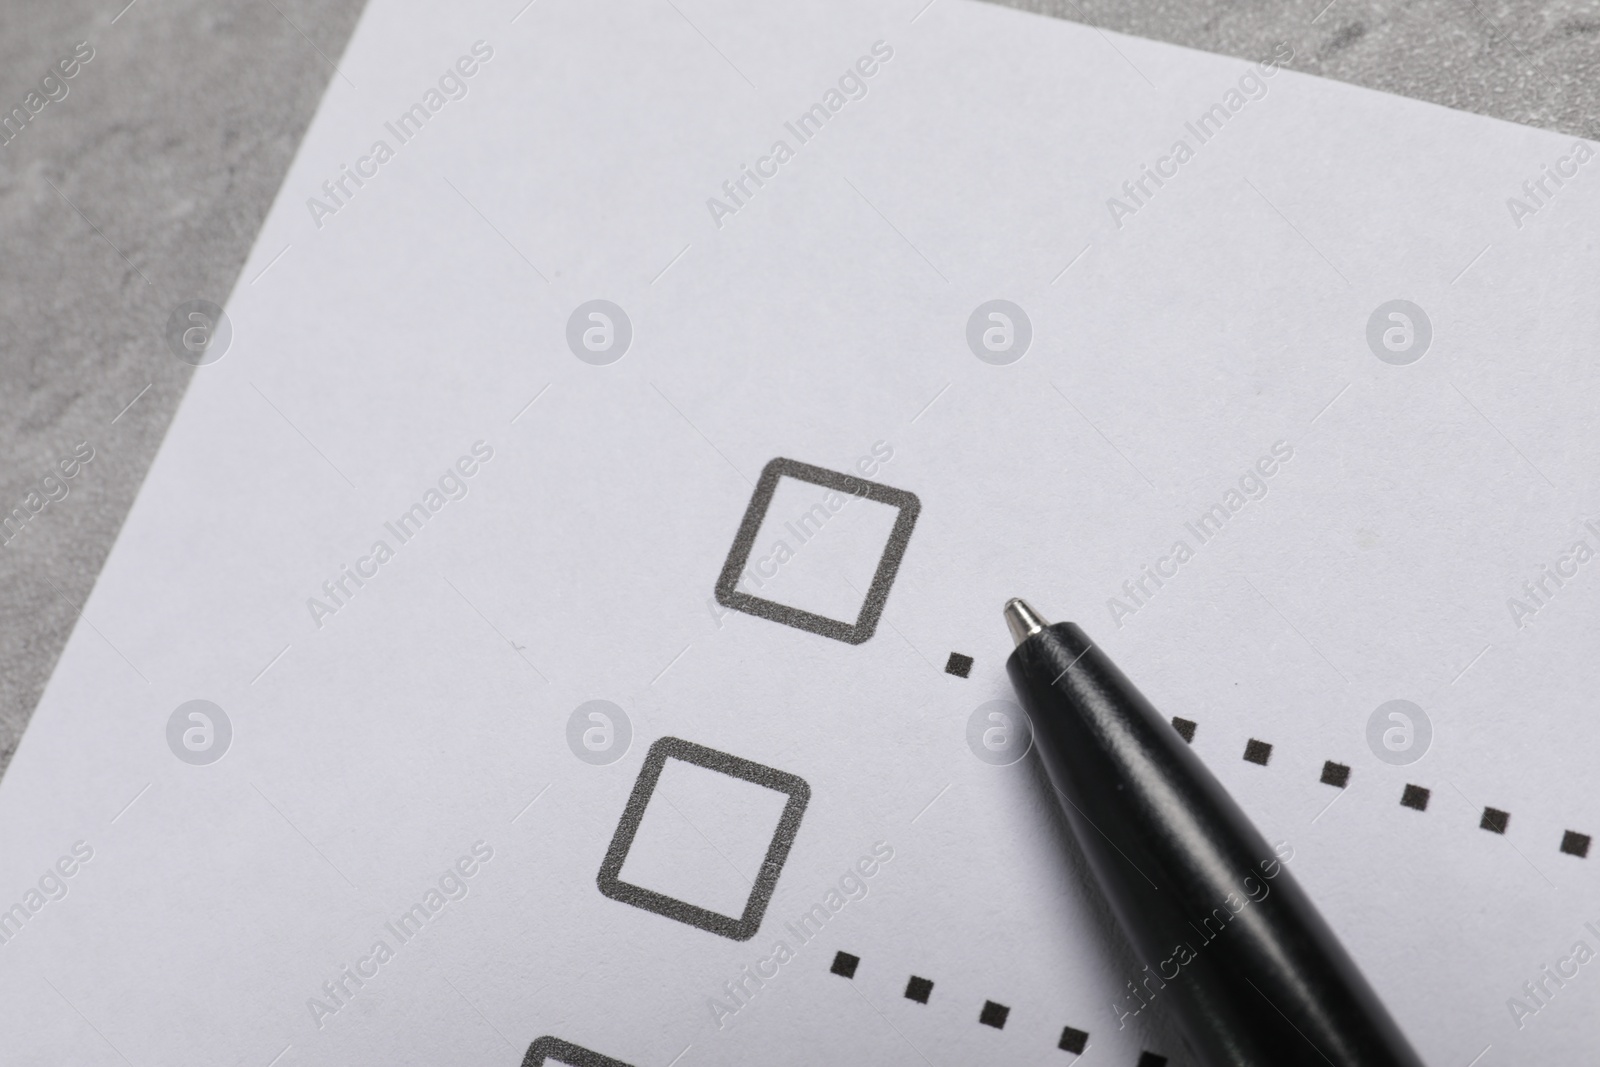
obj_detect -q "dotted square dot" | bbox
[1243,738,1272,765]
[1058,1026,1089,1054]
[1400,784,1430,811]
[978,1000,1010,1029]
[830,951,859,979]
[1320,761,1350,788]
[1561,830,1591,858]
[1480,807,1510,834]
[1137,1054,1168,1067]
[904,975,934,1004]
[944,652,973,678]
[1171,717,1196,743]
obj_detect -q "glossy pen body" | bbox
[1003,602,1423,1067]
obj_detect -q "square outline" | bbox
[714,457,921,645]
[522,1036,635,1067]
[597,736,810,942]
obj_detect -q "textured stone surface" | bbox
[995,0,1600,139]
[0,0,365,776]
[2,0,1596,776]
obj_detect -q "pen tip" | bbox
[1003,598,1048,646]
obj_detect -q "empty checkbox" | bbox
[597,737,810,941]
[521,1035,636,1067]
[714,458,920,644]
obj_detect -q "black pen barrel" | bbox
[1007,621,1424,1067]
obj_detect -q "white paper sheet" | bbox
[4,1,1600,1063]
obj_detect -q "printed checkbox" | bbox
[597,737,810,941]
[521,1036,636,1067]
[714,457,920,644]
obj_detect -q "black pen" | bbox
[1002,599,1425,1067]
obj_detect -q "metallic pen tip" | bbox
[1004,598,1048,646]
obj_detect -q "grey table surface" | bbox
[2,0,1597,779]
